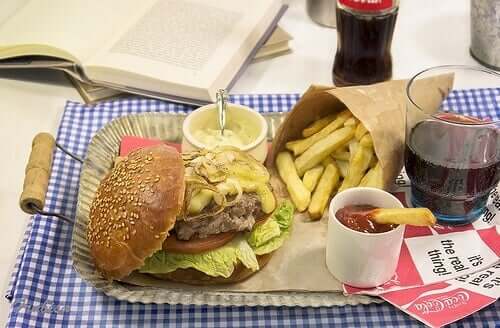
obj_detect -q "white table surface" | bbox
[0,0,477,325]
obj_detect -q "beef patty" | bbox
[176,193,263,240]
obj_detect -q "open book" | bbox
[68,26,293,104]
[0,0,286,104]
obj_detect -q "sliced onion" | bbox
[221,178,243,206]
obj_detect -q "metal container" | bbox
[306,0,337,28]
[470,0,500,70]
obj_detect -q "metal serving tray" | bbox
[71,112,380,307]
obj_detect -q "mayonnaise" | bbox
[193,122,253,149]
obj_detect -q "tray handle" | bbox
[19,133,55,215]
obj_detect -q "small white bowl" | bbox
[182,103,268,163]
[326,187,405,288]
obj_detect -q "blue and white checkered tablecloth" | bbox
[6,90,500,327]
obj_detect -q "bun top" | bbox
[88,144,185,279]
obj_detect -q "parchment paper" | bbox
[123,76,454,294]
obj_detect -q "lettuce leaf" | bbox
[247,219,281,248]
[247,201,294,255]
[251,233,289,255]
[139,236,259,278]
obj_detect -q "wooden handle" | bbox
[19,133,55,214]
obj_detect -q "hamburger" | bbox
[87,144,293,284]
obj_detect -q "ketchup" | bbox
[336,205,397,233]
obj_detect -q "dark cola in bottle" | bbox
[333,0,399,86]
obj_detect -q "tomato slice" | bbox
[162,231,237,254]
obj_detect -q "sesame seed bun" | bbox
[87,144,185,280]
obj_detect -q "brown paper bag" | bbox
[269,75,454,191]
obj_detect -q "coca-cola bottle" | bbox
[333,0,399,86]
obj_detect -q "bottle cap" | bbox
[339,0,395,12]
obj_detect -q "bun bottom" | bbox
[150,253,273,285]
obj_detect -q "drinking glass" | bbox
[405,65,500,225]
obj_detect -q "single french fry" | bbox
[285,110,352,156]
[336,160,349,178]
[337,145,349,153]
[359,162,382,188]
[348,139,358,162]
[338,145,374,192]
[371,208,436,226]
[355,123,368,140]
[359,168,374,187]
[361,147,374,172]
[276,151,311,212]
[322,155,335,167]
[302,114,336,137]
[343,117,358,127]
[360,134,373,148]
[369,155,378,168]
[295,126,355,176]
[302,165,324,192]
[308,163,340,220]
[331,150,350,161]
[363,162,383,188]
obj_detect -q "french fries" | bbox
[331,149,350,161]
[360,134,373,148]
[295,126,355,176]
[302,165,324,192]
[308,163,340,220]
[302,114,336,137]
[355,123,368,140]
[336,160,349,178]
[359,162,383,188]
[275,110,384,217]
[321,155,335,167]
[286,110,352,156]
[276,151,311,212]
[343,117,358,126]
[338,143,374,192]
[371,208,436,226]
[348,140,358,162]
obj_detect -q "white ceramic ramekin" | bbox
[326,187,405,288]
[182,103,268,163]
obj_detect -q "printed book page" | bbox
[85,0,281,100]
[0,0,156,63]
